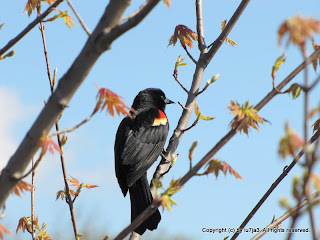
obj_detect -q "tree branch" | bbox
[0,0,161,209]
[230,129,320,240]
[204,0,251,67]
[173,73,189,93]
[66,0,91,35]
[0,0,64,57]
[250,191,320,240]
[195,0,206,52]
[183,46,197,64]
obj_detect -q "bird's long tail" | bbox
[129,174,161,235]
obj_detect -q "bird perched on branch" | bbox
[114,88,173,235]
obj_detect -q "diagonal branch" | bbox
[0,0,64,57]
[66,0,91,35]
[0,0,161,210]
[250,191,320,240]
[230,129,320,240]
[204,0,251,67]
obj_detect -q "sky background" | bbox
[1,0,320,239]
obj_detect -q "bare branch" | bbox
[204,0,251,66]
[173,73,189,94]
[31,158,35,240]
[121,0,149,22]
[308,74,320,91]
[177,101,187,110]
[37,6,80,238]
[195,0,206,52]
[230,129,320,240]
[251,192,320,240]
[48,111,95,138]
[183,46,197,64]
[196,83,209,96]
[0,0,64,57]
[0,0,161,210]
[66,0,91,36]
[18,153,44,181]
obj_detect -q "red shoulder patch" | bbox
[152,110,168,126]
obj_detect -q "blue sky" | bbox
[1,0,320,239]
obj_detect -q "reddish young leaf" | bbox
[12,180,32,197]
[56,190,66,201]
[278,15,320,47]
[168,25,198,49]
[24,0,55,16]
[228,100,266,135]
[67,175,80,188]
[16,217,32,233]
[82,183,99,189]
[163,0,171,8]
[221,20,238,47]
[278,122,304,159]
[38,132,61,155]
[222,161,242,179]
[0,224,12,239]
[95,85,134,118]
[203,159,242,179]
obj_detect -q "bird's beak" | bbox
[165,98,175,104]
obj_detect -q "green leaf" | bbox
[188,141,198,161]
[284,83,302,99]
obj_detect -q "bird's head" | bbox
[131,88,174,113]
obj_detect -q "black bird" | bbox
[114,88,173,235]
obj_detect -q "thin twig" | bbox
[205,0,251,66]
[196,83,209,96]
[251,192,320,240]
[183,46,197,64]
[121,0,149,22]
[31,157,36,240]
[37,7,79,239]
[48,111,95,138]
[66,0,91,35]
[18,153,44,181]
[0,0,64,57]
[177,101,187,110]
[173,73,189,93]
[195,0,206,52]
[183,118,199,132]
[308,73,320,91]
[230,129,320,240]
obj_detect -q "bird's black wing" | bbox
[114,116,132,196]
[121,108,169,187]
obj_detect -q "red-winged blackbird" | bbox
[114,88,173,235]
